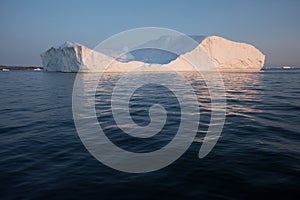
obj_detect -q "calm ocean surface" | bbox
[0,70,299,199]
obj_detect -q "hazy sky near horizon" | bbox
[0,0,299,67]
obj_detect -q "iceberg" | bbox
[41,36,265,72]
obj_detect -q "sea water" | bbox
[0,70,299,199]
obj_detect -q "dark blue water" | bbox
[0,70,299,199]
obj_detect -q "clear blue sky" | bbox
[0,0,299,67]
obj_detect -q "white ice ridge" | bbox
[41,36,265,72]
[52,41,82,49]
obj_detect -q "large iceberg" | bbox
[41,36,265,72]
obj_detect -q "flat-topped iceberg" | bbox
[41,36,265,72]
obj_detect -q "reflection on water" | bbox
[0,71,299,199]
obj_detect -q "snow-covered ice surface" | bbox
[52,41,82,49]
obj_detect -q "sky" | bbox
[0,0,299,67]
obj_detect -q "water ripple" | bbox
[0,71,299,199]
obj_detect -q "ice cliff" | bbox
[200,36,265,71]
[41,36,265,72]
[40,42,113,72]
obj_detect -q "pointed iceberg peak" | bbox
[53,41,83,49]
